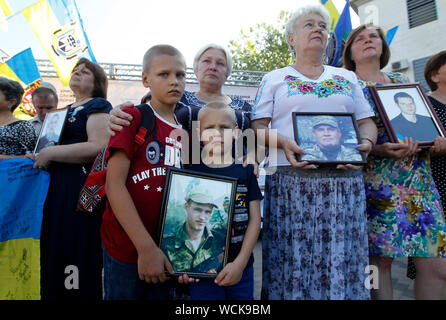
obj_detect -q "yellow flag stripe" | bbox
[0,63,25,87]
[0,238,41,300]
[0,0,13,17]
[22,0,73,86]
[323,0,340,32]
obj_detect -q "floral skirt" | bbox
[261,167,370,300]
[364,155,446,258]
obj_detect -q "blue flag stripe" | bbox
[0,158,50,242]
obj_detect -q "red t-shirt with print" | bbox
[100,104,183,263]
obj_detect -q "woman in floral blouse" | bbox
[0,77,37,159]
[343,24,446,300]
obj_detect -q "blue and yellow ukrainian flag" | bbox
[331,0,352,67]
[0,48,42,120]
[321,0,352,67]
[320,0,340,32]
[0,158,50,300]
[22,0,96,86]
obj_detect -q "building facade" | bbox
[350,0,445,92]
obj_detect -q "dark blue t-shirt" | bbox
[390,113,439,142]
[187,163,262,268]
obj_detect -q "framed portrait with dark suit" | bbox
[369,83,446,148]
[158,167,237,278]
[33,107,70,155]
[292,112,367,167]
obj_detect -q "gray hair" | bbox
[285,4,331,56]
[193,43,233,78]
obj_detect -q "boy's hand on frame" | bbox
[214,261,244,287]
[137,246,172,284]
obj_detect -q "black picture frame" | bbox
[369,83,446,147]
[158,167,237,278]
[33,107,70,155]
[292,112,367,166]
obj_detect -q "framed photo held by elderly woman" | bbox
[369,83,446,147]
[33,106,70,155]
[292,112,367,166]
[158,167,237,278]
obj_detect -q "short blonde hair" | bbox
[197,101,236,126]
[285,4,330,56]
[193,44,233,78]
[142,44,185,73]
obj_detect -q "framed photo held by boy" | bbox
[158,167,237,278]
[33,107,70,155]
[369,83,446,147]
[292,112,367,166]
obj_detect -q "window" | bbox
[413,56,431,92]
[407,0,438,28]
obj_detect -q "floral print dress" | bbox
[361,73,446,258]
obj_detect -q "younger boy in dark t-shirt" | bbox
[187,101,262,300]
[100,45,186,300]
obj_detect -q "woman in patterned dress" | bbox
[343,24,446,300]
[251,4,377,300]
[0,77,37,159]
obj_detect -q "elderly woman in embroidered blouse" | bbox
[251,4,377,300]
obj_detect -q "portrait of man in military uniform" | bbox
[300,115,363,162]
[34,108,68,155]
[160,182,227,276]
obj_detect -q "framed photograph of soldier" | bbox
[33,106,70,155]
[158,167,237,278]
[369,83,446,147]
[292,112,367,166]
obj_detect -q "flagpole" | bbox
[0,47,10,62]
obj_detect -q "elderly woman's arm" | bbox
[33,113,110,168]
[357,117,377,156]
[336,117,377,171]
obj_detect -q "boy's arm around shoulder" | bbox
[105,149,174,283]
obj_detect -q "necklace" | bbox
[293,64,324,80]
[431,91,446,104]
[196,91,230,104]
[357,71,389,84]
[68,98,91,122]
[71,97,92,108]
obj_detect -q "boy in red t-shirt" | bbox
[100,45,186,300]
